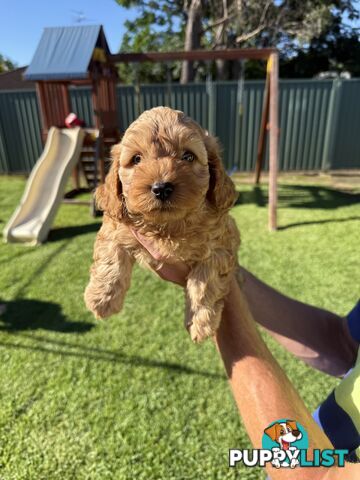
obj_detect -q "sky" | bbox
[0,0,139,66]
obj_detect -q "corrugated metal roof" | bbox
[24,25,107,81]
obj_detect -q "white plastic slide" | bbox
[3,127,85,245]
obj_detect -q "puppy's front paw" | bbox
[84,284,122,319]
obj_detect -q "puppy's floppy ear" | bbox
[95,143,125,219]
[264,423,279,441]
[204,134,238,211]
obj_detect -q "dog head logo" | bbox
[264,420,302,450]
[262,419,308,469]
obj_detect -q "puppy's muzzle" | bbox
[151,182,174,201]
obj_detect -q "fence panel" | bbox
[115,83,210,132]
[215,82,238,170]
[116,86,136,131]
[239,81,265,171]
[0,114,9,172]
[69,87,94,128]
[279,80,334,171]
[1,79,360,174]
[331,80,360,169]
[0,89,42,173]
[171,83,209,129]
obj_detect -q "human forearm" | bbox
[215,277,333,479]
[240,268,358,377]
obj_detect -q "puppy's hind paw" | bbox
[189,323,215,343]
[187,309,218,343]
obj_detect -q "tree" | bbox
[114,0,360,82]
[205,0,360,79]
[281,13,360,78]
[180,0,203,83]
[115,1,185,83]
[0,54,16,74]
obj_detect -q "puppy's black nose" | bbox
[151,182,174,201]
[292,430,301,438]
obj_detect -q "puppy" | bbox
[84,107,240,342]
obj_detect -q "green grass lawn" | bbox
[0,175,359,480]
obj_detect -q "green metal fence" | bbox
[1,79,360,174]
[0,89,42,173]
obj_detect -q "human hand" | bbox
[130,229,190,287]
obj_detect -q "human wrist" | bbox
[215,277,269,363]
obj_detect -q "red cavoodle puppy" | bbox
[84,106,240,342]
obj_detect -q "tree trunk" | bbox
[180,0,203,84]
[214,1,229,80]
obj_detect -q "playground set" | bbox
[3,24,279,245]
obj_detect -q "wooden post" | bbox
[98,132,105,184]
[36,82,49,143]
[92,79,99,129]
[268,52,279,231]
[255,67,270,184]
[60,83,71,119]
[72,164,80,190]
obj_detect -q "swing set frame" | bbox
[111,48,279,231]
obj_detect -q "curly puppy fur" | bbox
[84,106,240,342]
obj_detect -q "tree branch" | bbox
[202,12,237,33]
[236,23,266,43]
[235,0,272,44]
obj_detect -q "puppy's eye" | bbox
[280,429,285,435]
[132,154,141,165]
[182,151,195,162]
